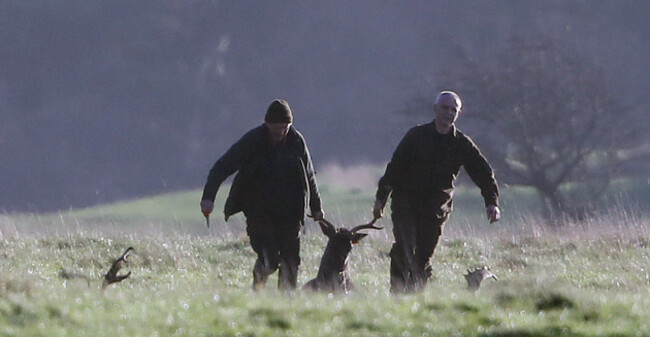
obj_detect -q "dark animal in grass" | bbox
[464,266,497,292]
[304,218,382,294]
[101,247,134,292]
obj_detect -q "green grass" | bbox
[1,182,541,237]
[1,177,649,336]
[1,230,648,336]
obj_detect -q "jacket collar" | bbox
[429,120,457,137]
[260,123,297,144]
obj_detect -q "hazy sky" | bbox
[1,1,648,212]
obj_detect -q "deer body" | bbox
[304,237,355,293]
[304,218,382,294]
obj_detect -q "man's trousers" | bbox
[246,216,301,290]
[389,192,448,294]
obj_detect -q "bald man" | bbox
[373,91,501,294]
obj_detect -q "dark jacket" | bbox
[376,121,498,215]
[202,124,322,221]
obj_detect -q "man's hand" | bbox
[200,200,214,218]
[486,205,501,223]
[372,199,384,219]
[311,210,324,222]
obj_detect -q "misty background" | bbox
[1,1,649,213]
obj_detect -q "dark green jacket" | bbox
[376,121,498,215]
[202,124,322,221]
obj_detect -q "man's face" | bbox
[433,95,461,128]
[265,122,291,143]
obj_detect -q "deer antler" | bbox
[101,247,135,292]
[317,218,336,231]
[464,266,497,292]
[351,218,383,233]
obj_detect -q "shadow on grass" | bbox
[536,292,575,311]
[479,326,582,337]
[249,308,291,330]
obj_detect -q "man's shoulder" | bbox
[453,127,468,139]
[240,124,266,140]
[287,126,307,144]
[229,125,266,151]
[452,128,480,148]
[246,124,267,135]
[405,122,434,137]
[412,122,434,131]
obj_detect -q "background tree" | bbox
[403,36,648,221]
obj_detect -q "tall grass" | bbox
[1,168,649,336]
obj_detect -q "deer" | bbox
[101,246,135,293]
[463,266,497,292]
[304,218,383,294]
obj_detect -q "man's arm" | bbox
[200,134,249,215]
[461,136,500,221]
[374,128,418,217]
[300,135,324,220]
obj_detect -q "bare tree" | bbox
[404,36,647,221]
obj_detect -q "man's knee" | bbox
[389,242,406,263]
[255,252,280,273]
[278,257,299,290]
[389,246,411,283]
[279,255,300,271]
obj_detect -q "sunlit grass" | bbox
[1,175,649,336]
[1,225,648,336]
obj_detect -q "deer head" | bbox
[316,218,383,259]
[304,218,383,293]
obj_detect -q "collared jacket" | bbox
[376,121,498,216]
[202,124,323,222]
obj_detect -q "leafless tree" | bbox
[404,36,648,221]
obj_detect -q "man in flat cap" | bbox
[373,91,501,294]
[201,99,324,291]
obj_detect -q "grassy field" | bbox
[1,173,649,336]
